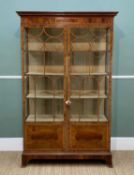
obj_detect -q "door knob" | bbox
[65,100,72,106]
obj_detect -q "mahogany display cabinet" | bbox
[17,11,118,167]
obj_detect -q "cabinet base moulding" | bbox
[22,151,112,167]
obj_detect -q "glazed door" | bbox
[67,27,111,150]
[25,27,65,122]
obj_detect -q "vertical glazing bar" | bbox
[43,76,46,120]
[88,50,91,75]
[52,78,55,121]
[78,77,81,121]
[26,29,29,74]
[34,76,37,122]
[105,76,108,120]
[71,51,74,74]
[43,50,46,75]
[88,56,90,75]
[82,77,85,121]
[97,77,100,122]
[105,28,109,74]
[25,77,29,120]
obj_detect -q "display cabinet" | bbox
[17,11,118,167]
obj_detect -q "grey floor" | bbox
[0,151,134,175]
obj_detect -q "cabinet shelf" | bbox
[26,72,107,76]
[26,65,107,76]
[71,90,107,99]
[26,72,64,76]
[70,114,107,122]
[28,65,105,73]
[71,42,107,52]
[26,114,64,122]
[26,90,106,99]
[28,42,64,52]
[27,90,64,99]
[70,72,107,76]
[26,114,107,122]
[28,42,107,52]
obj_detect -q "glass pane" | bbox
[24,27,64,122]
[69,27,110,122]
[70,99,106,122]
[27,99,63,122]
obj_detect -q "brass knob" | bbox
[65,100,72,106]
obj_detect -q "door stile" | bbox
[63,27,72,150]
[63,28,69,150]
[66,28,71,149]
[107,26,113,150]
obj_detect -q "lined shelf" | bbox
[70,114,107,122]
[71,90,107,99]
[26,90,107,99]
[28,42,64,52]
[26,72,64,76]
[26,72,107,76]
[70,72,107,76]
[71,42,107,52]
[26,114,107,122]
[28,65,105,74]
[27,90,64,99]
[26,114,64,122]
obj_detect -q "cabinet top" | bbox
[16,11,118,17]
